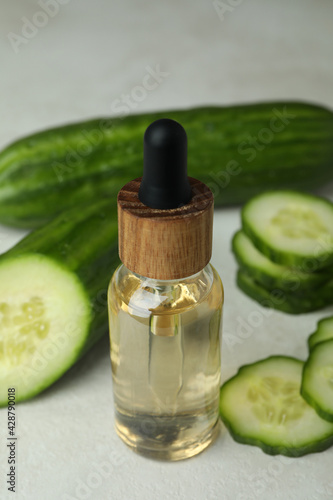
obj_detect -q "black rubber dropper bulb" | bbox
[138,118,192,209]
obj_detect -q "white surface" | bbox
[1,1,333,499]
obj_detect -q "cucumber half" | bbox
[237,270,332,314]
[219,356,333,456]
[0,254,91,405]
[242,191,333,271]
[232,230,330,294]
[308,316,333,350]
[301,339,333,422]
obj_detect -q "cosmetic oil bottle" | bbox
[108,118,224,461]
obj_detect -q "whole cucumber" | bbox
[0,102,333,228]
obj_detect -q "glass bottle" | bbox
[108,118,224,460]
[108,263,223,460]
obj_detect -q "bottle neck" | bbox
[115,263,216,316]
[124,263,212,287]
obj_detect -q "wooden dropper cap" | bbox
[117,119,214,280]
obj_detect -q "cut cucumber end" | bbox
[220,356,333,457]
[242,191,333,270]
[301,339,333,423]
[0,254,91,405]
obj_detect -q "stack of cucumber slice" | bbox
[220,316,333,456]
[302,316,333,423]
[233,191,333,314]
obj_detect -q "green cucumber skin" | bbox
[231,231,331,294]
[301,398,333,424]
[301,340,333,423]
[236,270,333,314]
[308,331,320,351]
[242,190,333,271]
[221,417,333,457]
[301,386,333,424]
[1,102,333,227]
[308,316,333,350]
[220,356,333,457]
[2,199,120,397]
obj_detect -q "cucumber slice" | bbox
[237,270,332,314]
[219,356,333,456]
[301,339,333,422]
[242,191,333,270]
[232,230,330,293]
[0,254,91,405]
[308,316,333,350]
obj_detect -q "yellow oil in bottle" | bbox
[108,264,223,460]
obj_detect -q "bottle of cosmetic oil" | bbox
[108,118,223,460]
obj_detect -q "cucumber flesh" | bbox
[232,230,330,293]
[219,356,333,456]
[308,316,333,350]
[301,339,333,422]
[0,254,91,405]
[242,191,333,270]
[237,270,332,314]
[0,198,120,407]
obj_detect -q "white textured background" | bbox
[0,1,333,499]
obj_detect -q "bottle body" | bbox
[108,263,223,460]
